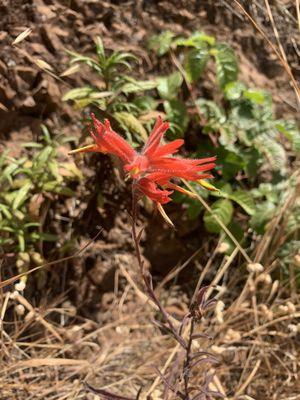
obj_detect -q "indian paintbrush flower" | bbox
[69,113,217,225]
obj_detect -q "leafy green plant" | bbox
[63,37,159,145]
[0,126,80,257]
[63,32,299,244]
[148,30,300,240]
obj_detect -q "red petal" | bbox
[136,178,172,204]
[152,139,184,157]
[90,114,136,164]
[143,116,170,157]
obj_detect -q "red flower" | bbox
[70,114,216,219]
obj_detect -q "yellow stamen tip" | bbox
[197,179,219,192]
[68,144,96,155]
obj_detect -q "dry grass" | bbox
[1,179,299,399]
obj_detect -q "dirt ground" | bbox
[0,1,300,399]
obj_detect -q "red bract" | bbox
[70,114,216,222]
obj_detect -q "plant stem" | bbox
[183,317,195,399]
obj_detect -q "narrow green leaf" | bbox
[62,86,95,101]
[18,233,25,252]
[121,79,158,94]
[12,183,32,210]
[174,31,215,47]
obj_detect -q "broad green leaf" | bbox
[255,134,286,172]
[187,202,203,220]
[224,81,245,100]
[204,199,234,233]
[62,86,95,101]
[276,120,300,152]
[12,183,32,210]
[250,202,276,234]
[215,147,245,180]
[164,99,189,137]
[196,99,226,124]
[229,190,255,215]
[243,89,266,104]
[133,96,157,111]
[148,31,175,56]
[185,45,209,83]
[157,72,183,100]
[114,111,148,142]
[213,43,238,89]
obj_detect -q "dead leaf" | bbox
[12,28,32,45]
[34,58,54,71]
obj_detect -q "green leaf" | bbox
[213,43,238,89]
[222,221,244,254]
[148,30,175,56]
[52,186,75,196]
[229,190,255,215]
[18,232,25,252]
[1,163,20,184]
[286,208,300,235]
[35,146,54,167]
[187,202,203,220]
[62,86,95,101]
[276,120,300,152]
[250,202,276,234]
[12,183,32,210]
[113,111,148,142]
[196,99,226,125]
[0,204,12,220]
[95,36,105,60]
[254,134,286,171]
[224,81,245,100]
[185,45,209,83]
[204,199,234,233]
[30,232,58,242]
[174,31,215,47]
[164,99,189,137]
[133,96,157,112]
[121,79,158,94]
[157,72,183,100]
[21,142,43,148]
[243,89,266,104]
[215,147,245,180]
